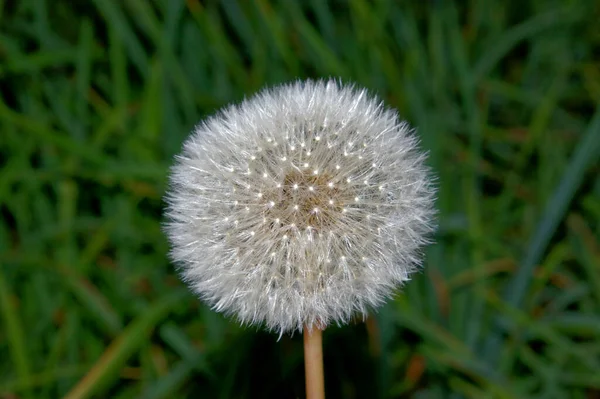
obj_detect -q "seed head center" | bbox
[263,170,352,232]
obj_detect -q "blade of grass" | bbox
[60,269,123,336]
[484,290,599,369]
[141,360,195,399]
[0,100,106,164]
[472,5,582,82]
[0,269,33,399]
[159,323,213,375]
[90,0,149,77]
[186,0,248,89]
[75,18,94,140]
[107,20,129,111]
[253,0,300,76]
[542,312,600,338]
[0,49,80,76]
[63,289,187,399]
[0,365,89,393]
[483,105,600,364]
[288,1,347,78]
[446,2,486,351]
[567,214,600,307]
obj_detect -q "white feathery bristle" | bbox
[164,79,436,334]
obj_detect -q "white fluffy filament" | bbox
[165,80,436,334]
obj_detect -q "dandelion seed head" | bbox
[165,79,436,334]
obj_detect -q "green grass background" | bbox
[1,0,599,398]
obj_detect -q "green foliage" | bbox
[1,0,599,398]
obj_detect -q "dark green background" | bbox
[1,1,599,398]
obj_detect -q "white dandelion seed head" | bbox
[165,79,436,334]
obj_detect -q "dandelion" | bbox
[165,79,436,398]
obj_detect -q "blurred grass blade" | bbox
[0,365,89,393]
[63,289,187,399]
[62,271,123,336]
[567,214,600,307]
[90,0,149,77]
[473,6,582,81]
[484,105,600,363]
[159,323,213,375]
[0,270,33,399]
[141,360,195,399]
[0,100,106,165]
[507,106,600,308]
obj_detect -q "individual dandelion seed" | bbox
[164,79,436,398]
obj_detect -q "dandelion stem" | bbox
[303,325,325,399]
